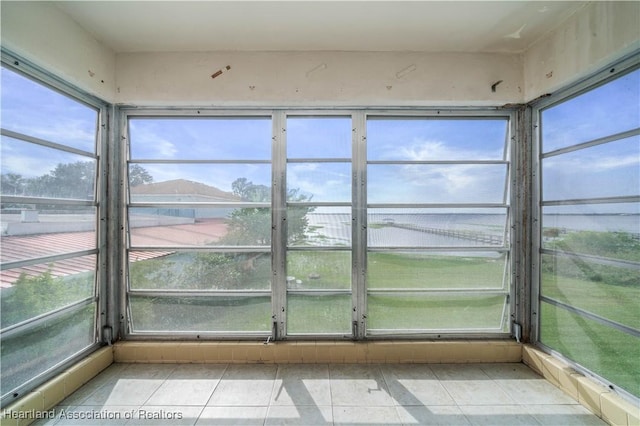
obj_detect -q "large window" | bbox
[124,111,513,339]
[366,117,512,335]
[126,116,273,335]
[0,63,104,403]
[535,66,640,398]
[285,116,353,336]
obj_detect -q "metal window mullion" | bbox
[367,246,510,252]
[129,202,270,209]
[542,128,640,159]
[0,128,98,158]
[129,290,272,297]
[540,248,640,270]
[118,108,130,339]
[540,296,640,338]
[368,288,509,295]
[272,111,287,340]
[287,201,351,208]
[367,203,508,209]
[129,246,271,252]
[287,158,351,163]
[542,195,640,206]
[353,111,367,340]
[129,159,271,164]
[0,249,98,271]
[286,246,353,252]
[509,108,525,341]
[530,107,543,344]
[0,297,95,339]
[0,196,96,206]
[367,160,508,165]
[97,103,110,344]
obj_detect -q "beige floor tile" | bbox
[329,364,395,407]
[431,364,516,405]
[270,364,331,406]
[524,404,607,425]
[207,364,277,406]
[380,364,456,406]
[195,406,268,425]
[38,362,609,426]
[459,405,539,425]
[395,405,471,425]
[333,406,401,425]
[265,405,333,425]
[145,364,227,406]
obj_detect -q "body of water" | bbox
[304,213,640,247]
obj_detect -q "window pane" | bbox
[0,67,98,152]
[542,136,640,200]
[367,293,508,332]
[367,118,507,161]
[129,164,271,202]
[0,207,96,259]
[542,203,640,261]
[1,257,96,328]
[368,164,507,204]
[129,295,271,332]
[1,136,96,200]
[130,207,270,247]
[129,251,271,290]
[368,252,506,290]
[541,68,640,153]
[541,254,640,329]
[540,302,640,397]
[287,162,351,202]
[287,294,351,334]
[129,118,271,160]
[368,208,507,247]
[0,304,96,396]
[543,203,640,233]
[287,206,351,246]
[287,117,352,159]
[287,251,351,290]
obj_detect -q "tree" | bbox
[129,164,154,187]
[227,177,314,245]
[1,173,25,195]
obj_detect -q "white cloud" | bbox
[386,138,503,161]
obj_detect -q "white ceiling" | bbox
[53,1,587,54]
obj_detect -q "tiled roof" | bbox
[0,231,171,288]
[0,219,231,288]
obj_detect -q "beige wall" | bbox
[1,1,116,101]
[114,51,522,107]
[2,1,639,106]
[524,1,640,101]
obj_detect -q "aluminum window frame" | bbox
[281,112,357,339]
[118,107,518,341]
[531,52,640,400]
[0,50,108,407]
[122,109,275,340]
[363,110,516,338]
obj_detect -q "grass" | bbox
[128,249,639,397]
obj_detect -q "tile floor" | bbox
[32,363,606,425]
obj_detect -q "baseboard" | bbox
[523,344,639,426]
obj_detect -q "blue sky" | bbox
[1,65,638,213]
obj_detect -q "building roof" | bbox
[131,179,240,202]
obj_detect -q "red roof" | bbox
[0,219,230,288]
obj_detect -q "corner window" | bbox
[536,67,640,397]
[0,65,103,401]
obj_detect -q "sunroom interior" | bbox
[1,1,639,425]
